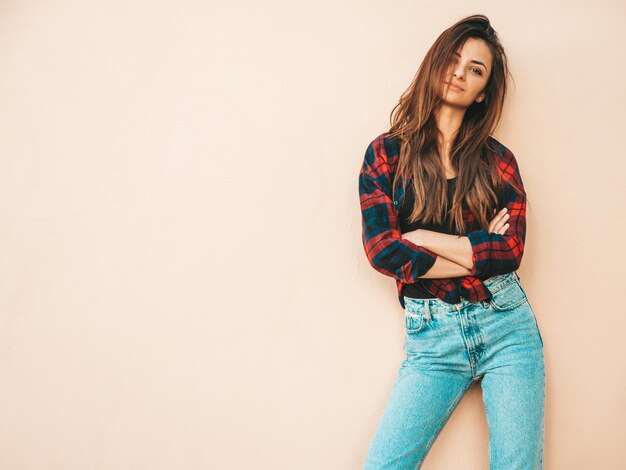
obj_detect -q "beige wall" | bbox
[0,1,624,468]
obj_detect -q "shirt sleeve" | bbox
[359,140,438,283]
[467,147,527,277]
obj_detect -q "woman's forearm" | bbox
[419,254,473,279]
[403,229,474,271]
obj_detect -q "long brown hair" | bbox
[387,14,527,235]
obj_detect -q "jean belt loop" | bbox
[424,302,432,322]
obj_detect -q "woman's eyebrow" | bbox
[453,52,487,70]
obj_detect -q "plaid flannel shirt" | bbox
[358,132,528,309]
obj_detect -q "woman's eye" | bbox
[471,67,482,75]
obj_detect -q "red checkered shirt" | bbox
[358,132,528,309]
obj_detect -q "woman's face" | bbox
[442,37,493,107]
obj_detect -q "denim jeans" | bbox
[363,271,545,469]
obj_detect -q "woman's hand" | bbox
[400,229,421,245]
[489,207,510,235]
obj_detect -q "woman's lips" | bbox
[447,83,463,92]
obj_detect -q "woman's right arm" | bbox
[359,139,439,283]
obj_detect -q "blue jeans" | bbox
[363,271,545,469]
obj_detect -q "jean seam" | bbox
[457,311,477,377]
[525,299,544,348]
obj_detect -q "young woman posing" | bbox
[358,15,545,469]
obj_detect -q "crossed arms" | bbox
[401,230,475,279]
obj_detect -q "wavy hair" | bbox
[387,14,527,235]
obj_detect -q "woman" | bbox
[358,15,545,469]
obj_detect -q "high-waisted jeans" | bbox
[363,271,545,469]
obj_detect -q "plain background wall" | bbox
[0,1,624,468]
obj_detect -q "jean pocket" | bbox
[405,312,427,334]
[489,280,528,311]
